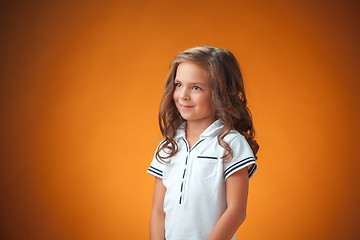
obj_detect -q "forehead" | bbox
[175,61,210,84]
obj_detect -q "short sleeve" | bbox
[146,142,165,179]
[223,134,258,180]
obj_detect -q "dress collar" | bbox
[174,119,224,140]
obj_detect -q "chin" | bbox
[179,114,193,121]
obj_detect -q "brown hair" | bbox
[156,46,259,164]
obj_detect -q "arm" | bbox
[150,177,167,240]
[207,167,249,240]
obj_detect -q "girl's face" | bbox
[173,61,215,126]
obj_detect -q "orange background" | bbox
[0,0,359,239]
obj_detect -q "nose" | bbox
[179,87,190,100]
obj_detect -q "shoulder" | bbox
[222,130,252,155]
[212,130,249,156]
[151,140,167,159]
[223,129,246,144]
[222,130,257,180]
[154,139,168,153]
[153,139,163,150]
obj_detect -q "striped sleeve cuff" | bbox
[147,166,163,178]
[224,156,257,180]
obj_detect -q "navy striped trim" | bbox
[197,156,217,159]
[182,138,205,152]
[148,169,162,178]
[248,163,257,178]
[224,157,255,179]
[190,139,205,152]
[224,156,254,175]
[182,138,188,152]
[224,160,255,179]
[148,166,163,178]
[149,166,163,174]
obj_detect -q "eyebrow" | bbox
[174,79,206,85]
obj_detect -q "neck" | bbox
[185,118,216,138]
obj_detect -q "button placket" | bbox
[179,138,205,205]
[179,139,189,204]
[179,157,188,204]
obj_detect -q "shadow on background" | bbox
[0,0,359,239]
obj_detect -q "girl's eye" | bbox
[193,86,201,90]
[175,83,182,87]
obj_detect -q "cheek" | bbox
[197,94,213,109]
[173,89,179,102]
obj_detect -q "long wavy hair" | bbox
[156,46,259,164]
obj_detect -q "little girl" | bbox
[147,46,259,240]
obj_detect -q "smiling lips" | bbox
[179,104,194,110]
